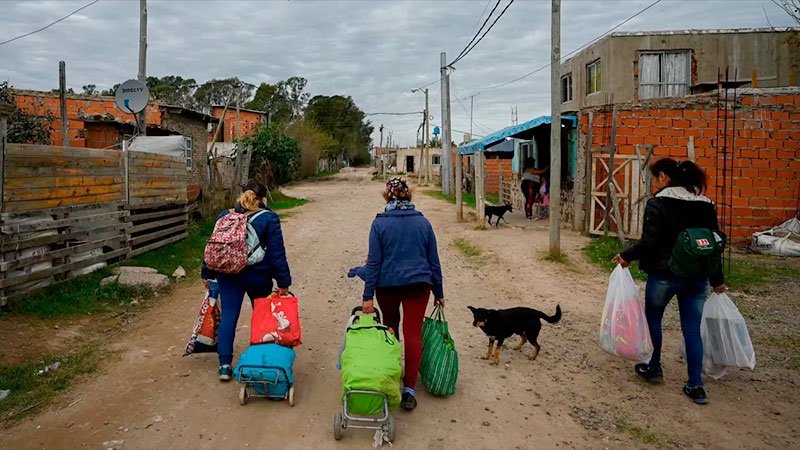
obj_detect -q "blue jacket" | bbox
[362,209,444,301]
[201,203,292,288]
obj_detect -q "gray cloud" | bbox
[0,0,795,146]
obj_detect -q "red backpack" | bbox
[204,209,264,274]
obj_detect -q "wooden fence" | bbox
[0,143,188,305]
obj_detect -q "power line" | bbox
[449,0,502,66]
[0,0,102,47]
[470,0,495,35]
[366,111,423,116]
[449,0,516,68]
[475,0,662,91]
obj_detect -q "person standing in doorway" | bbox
[521,157,549,220]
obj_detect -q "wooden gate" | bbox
[589,153,645,239]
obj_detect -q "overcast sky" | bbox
[1,0,796,147]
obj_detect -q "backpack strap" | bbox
[247,209,268,223]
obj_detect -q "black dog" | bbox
[467,305,561,365]
[485,204,513,227]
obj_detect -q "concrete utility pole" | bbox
[59,61,68,146]
[465,92,481,138]
[425,88,431,184]
[440,52,452,195]
[138,0,147,136]
[549,0,562,257]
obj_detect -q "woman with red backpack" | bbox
[201,181,292,381]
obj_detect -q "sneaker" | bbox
[400,392,417,411]
[219,364,233,382]
[683,384,708,405]
[634,363,663,383]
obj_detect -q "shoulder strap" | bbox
[246,209,268,222]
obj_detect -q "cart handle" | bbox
[351,306,382,324]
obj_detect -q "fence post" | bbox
[122,139,130,206]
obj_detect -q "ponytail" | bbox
[650,157,707,194]
[237,190,261,211]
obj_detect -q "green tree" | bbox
[145,75,198,108]
[304,95,374,165]
[82,84,98,95]
[1,82,54,145]
[246,76,309,125]
[100,84,119,96]
[194,78,253,112]
[241,123,301,187]
[286,119,339,176]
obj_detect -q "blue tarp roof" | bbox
[458,115,577,155]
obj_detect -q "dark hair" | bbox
[650,158,707,194]
[242,181,268,199]
[524,157,536,170]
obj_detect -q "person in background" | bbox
[521,158,549,220]
[612,158,726,405]
[361,177,445,411]
[201,181,292,382]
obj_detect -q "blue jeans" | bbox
[217,270,273,366]
[644,272,709,387]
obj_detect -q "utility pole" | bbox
[379,124,384,149]
[440,52,452,195]
[138,0,147,136]
[425,88,430,184]
[59,61,68,146]
[229,83,244,204]
[463,92,481,139]
[549,0,562,257]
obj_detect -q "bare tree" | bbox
[772,0,800,24]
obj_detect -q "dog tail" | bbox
[542,304,561,324]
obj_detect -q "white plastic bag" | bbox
[678,338,728,380]
[599,265,653,363]
[701,292,756,370]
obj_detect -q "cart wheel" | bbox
[333,412,344,440]
[238,385,248,406]
[385,414,396,443]
[287,386,296,407]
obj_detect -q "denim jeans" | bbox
[217,270,274,366]
[644,272,709,387]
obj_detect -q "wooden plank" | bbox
[127,166,188,176]
[127,206,188,222]
[5,166,122,179]
[129,188,186,198]
[1,201,125,220]
[604,106,618,237]
[4,184,123,202]
[129,223,188,247]
[0,236,125,272]
[0,222,129,252]
[129,180,187,190]
[128,151,183,163]
[6,155,121,168]
[4,176,123,189]
[125,198,188,210]
[584,111,594,233]
[129,214,187,234]
[3,194,125,213]
[0,248,127,289]
[1,210,128,234]
[6,144,121,159]
[128,232,187,258]
[128,158,185,169]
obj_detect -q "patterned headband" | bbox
[385,177,410,199]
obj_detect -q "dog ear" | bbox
[467,306,476,312]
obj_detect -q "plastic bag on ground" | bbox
[701,292,756,370]
[599,265,653,363]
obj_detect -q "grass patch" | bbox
[766,334,800,370]
[423,190,500,208]
[453,238,481,257]
[582,237,648,280]
[268,189,307,210]
[0,344,104,426]
[616,419,668,448]
[313,170,339,178]
[544,251,581,273]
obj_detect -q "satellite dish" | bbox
[115,79,150,114]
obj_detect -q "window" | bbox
[586,60,601,95]
[432,154,441,165]
[561,73,573,102]
[184,137,193,170]
[638,50,691,99]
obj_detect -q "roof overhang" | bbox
[458,115,576,155]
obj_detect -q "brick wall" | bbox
[485,157,513,194]
[162,111,210,195]
[210,107,264,142]
[578,87,800,242]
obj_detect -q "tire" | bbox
[288,386,296,407]
[238,385,248,406]
[385,414,396,443]
[333,412,344,440]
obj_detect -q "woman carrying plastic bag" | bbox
[702,292,756,370]
[599,265,653,363]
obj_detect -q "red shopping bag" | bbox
[184,288,221,356]
[250,292,302,347]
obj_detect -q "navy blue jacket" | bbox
[201,204,292,288]
[362,209,444,301]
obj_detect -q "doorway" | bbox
[406,155,414,173]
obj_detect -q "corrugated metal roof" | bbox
[458,115,576,155]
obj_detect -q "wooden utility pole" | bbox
[229,84,244,204]
[440,52,452,195]
[59,61,68,146]
[549,0,562,256]
[456,153,463,221]
[138,0,147,136]
[475,151,485,225]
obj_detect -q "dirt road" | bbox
[2,169,798,449]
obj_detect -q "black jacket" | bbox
[620,187,724,287]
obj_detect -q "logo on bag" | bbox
[695,238,710,247]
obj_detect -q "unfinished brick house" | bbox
[12,90,218,201]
